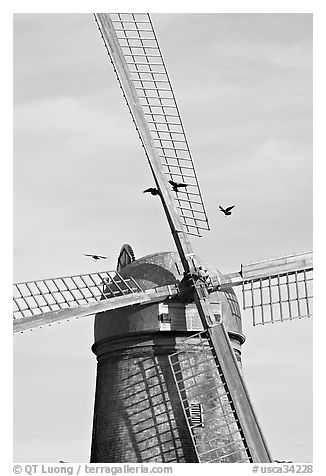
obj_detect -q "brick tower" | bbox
[90,251,245,463]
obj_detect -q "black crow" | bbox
[219,205,235,216]
[169,180,189,192]
[143,187,159,196]
[84,254,107,261]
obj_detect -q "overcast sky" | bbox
[13,13,312,463]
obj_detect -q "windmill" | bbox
[13,14,313,463]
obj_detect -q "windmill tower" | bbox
[90,247,247,463]
[13,13,313,463]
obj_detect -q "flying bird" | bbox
[219,205,235,216]
[143,187,159,196]
[84,254,108,261]
[169,180,189,192]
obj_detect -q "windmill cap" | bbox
[93,251,245,348]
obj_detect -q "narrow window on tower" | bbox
[190,403,203,428]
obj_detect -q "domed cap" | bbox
[94,251,244,345]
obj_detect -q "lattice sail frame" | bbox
[13,270,143,321]
[13,268,180,333]
[169,332,252,463]
[218,251,313,326]
[95,13,209,236]
[242,269,313,326]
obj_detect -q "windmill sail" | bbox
[95,12,272,462]
[218,251,313,326]
[169,330,272,462]
[13,270,178,333]
[94,13,209,237]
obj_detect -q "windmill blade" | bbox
[94,13,209,237]
[169,331,270,462]
[13,270,178,333]
[95,13,271,462]
[218,251,313,326]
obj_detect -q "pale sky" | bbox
[13,13,312,463]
